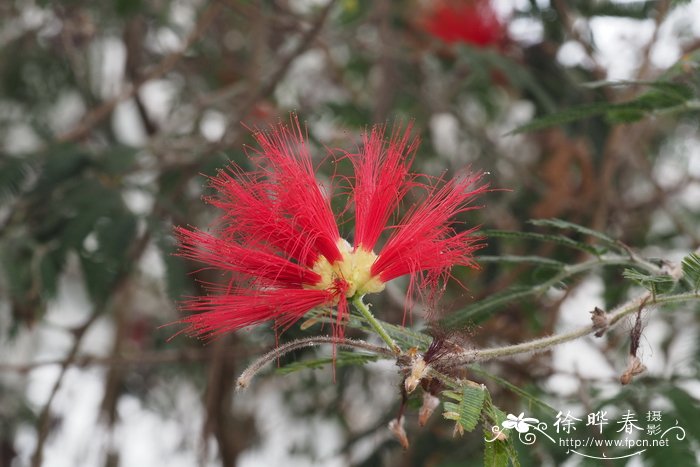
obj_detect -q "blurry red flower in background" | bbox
[176,118,487,339]
[422,0,504,47]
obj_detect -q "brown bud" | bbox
[388,416,409,450]
[590,307,608,337]
[452,421,465,437]
[418,393,440,426]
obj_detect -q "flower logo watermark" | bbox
[486,409,687,460]
[501,413,539,433]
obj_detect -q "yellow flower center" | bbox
[308,239,385,297]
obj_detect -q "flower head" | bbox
[422,0,504,47]
[176,117,486,339]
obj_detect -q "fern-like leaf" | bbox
[443,385,486,433]
[681,252,700,292]
[622,268,675,296]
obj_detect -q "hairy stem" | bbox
[236,336,393,389]
[352,295,401,354]
[449,291,700,367]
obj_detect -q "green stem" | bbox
[352,295,400,354]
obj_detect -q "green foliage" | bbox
[445,218,674,328]
[527,218,620,250]
[277,351,379,375]
[80,210,137,304]
[0,38,75,108]
[0,239,41,324]
[509,101,612,135]
[351,315,433,350]
[482,395,520,467]
[477,255,565,269]
[154,222,194,300]
[0,144,141,318]
[114,0,143,16]
[512,80,696,134]
[481,229,606,256]
[622,268,676,296]
[640,386,700,465]
[457,48,557,113]
[666,387,700,445]
[585,382,700,467]
[469,366,557,415]
[0,154,37,202]
[442,385,487,432]
[577,1,658,19]
[681,252,700,292]
[483,432,512,467]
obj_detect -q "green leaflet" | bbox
[482,394,520,467]
[471,49,557,113]
[445,222,668,329]
[347,313,432,350]
[477,255,566,269]
[483,429,512,467]
[622,268,676,295]
[469,365,558,415]
[481,229,605,256]
[443,385,486,432]
[79,209,138,305]
[380,321,433,349]
[527,218,620,250]
[0,154,38,202]
[276,351,379,375]
[508,101,612,135]
[666,387,700,445]
[681,252,700,292]
[510,80,695,134]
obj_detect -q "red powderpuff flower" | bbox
[176,118,487,339]
[422,0,504,47]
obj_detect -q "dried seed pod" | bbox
[620,355,646,385]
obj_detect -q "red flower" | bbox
[422,0,504,47]
[176,118,487,338]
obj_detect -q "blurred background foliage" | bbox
[1,0,700,466]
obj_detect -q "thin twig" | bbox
[55,1,223,143]
[31,227,153,466]
[30,313,99,467]
[0,347,244,373]
[632,0,672,85]
[217,0,337,145]
[551,0,607,83]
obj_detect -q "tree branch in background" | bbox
[56,1,223,144]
